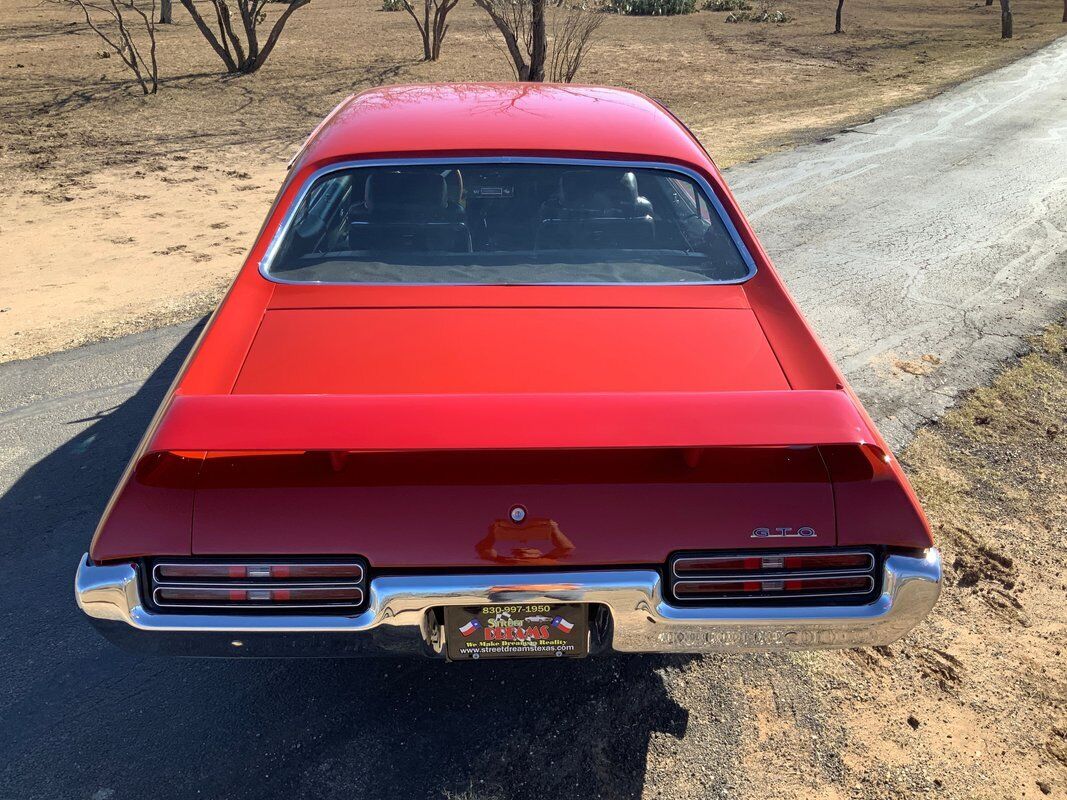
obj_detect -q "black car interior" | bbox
[536,170,657,251]
[348,170,472,254]
[274,164,751,283]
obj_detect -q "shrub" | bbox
[477,0,604,81]
[607,0,696,15]
[381,0,404,9]
[703,0,750,10]
[178,0,312,74]
[724,2,789,21]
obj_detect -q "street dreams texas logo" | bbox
[459,610,574,641]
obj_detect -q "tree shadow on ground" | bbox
[0,20,84,43]
[0,326,692,800]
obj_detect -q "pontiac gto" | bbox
[75,84,941,660]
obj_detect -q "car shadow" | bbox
[0,326,693,800]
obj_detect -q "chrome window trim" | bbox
[258,156,758,287]
[347,220,464,226]
[670,551,876,579]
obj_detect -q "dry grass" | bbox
[1,0,1065,361]
[4,0,1066,172]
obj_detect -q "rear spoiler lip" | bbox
[147,390,883,455]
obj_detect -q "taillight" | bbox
[669,549,877,603]
[149,560,366,610]
[155,563,364,581]
[673,552,873,575]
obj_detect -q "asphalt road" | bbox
[2,38,1065,800]
[727,36,1067,447]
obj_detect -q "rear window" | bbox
[263,162,754,285]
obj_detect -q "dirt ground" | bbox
[0,0,1065,362]
[644,324,1066,800]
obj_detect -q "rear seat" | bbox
[536,170,656,250]
[349,170,472,253]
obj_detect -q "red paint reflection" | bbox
[476,517,576,565]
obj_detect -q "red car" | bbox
[76,84,940,660]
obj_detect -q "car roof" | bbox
[295,83,713,170]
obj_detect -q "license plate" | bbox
[444,603,588,661]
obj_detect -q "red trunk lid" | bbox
[183,306,836,567]
[190,447,835,567]
[232,307,790,394]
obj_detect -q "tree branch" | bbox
[247,0,310,72]
[178,0,239,71]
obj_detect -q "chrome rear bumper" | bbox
[75,549,941,657]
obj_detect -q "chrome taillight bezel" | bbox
[152,561,364,584]
[667,548,880,605]
[145,558,368,612]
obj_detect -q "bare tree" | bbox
[549,2,603,82]
[57,0,159,94]
[399,0,460,61]
[474,0,543,80]
[834,0,844,33]
[159,0,172,22]
[530,0,547,81]
[476,0,601,82]
[1062,0,1066,23]
[178,0,311,74]
[1000,0,1012,37]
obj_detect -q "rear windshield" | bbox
[263,162,753,285]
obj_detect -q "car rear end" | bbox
[75,97,940,660]
[77,386,941,659]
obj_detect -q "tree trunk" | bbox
[529,0,547,82]
[147,5,159,91]
[402,0,433,61]
[245,0,310,73]
[215,0,248,68]
[1062,0,1066,23]
[985,0,992,6]
[1000,0,1012,37]
[430,11,442,60]
[236,0,260,60]
[430,22,441,60]
[179,0,239,71]
[473,0,530,80]
[430,0,452,61]
[834,0,844,33]
[422,0,432,60]
[159,0,173,23]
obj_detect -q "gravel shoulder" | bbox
[689,323,1066,800]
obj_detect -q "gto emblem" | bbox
[509,505,527,523]
[751,526,816,538]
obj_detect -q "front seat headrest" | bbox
[559,170,640,211]
[365,170,448,214]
